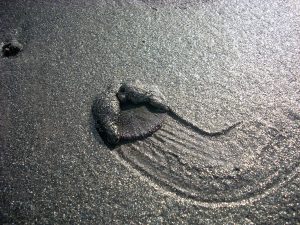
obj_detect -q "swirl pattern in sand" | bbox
[93,81,300,205]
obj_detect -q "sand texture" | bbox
[1,0,300,224]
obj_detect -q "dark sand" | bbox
[1,0,300,224]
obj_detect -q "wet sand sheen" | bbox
[1,1,300,223]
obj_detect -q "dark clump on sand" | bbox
[92,81,167,147]
[1,40,23,57]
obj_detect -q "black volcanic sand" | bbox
[1,0,300,224]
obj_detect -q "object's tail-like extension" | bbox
[168,109,242,137]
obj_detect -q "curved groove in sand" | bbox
[113,150,299,208]
[113,115,300,206]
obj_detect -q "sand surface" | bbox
[1,0,300,224]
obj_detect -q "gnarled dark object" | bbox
[92,80,240,147]
[92,80,170,146]
[2,40,23,57]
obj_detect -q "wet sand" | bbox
[1,0,300,224]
